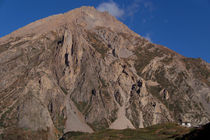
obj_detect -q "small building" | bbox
[181,122,191,127]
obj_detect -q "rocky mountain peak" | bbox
[0,6,139,44]
[0,6,209,140]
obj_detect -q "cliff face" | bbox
[0,6,209,140]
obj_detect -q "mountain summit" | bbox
[0,6,209,140]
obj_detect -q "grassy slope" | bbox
[61,123,193,140]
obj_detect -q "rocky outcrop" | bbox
[0,6,209,139]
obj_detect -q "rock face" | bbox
[0,6,209,140]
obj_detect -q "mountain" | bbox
[0,6,209,140]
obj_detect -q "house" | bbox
[181,122,192,127]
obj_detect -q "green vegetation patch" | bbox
[61,87,68,95]
[134,44,168,76]
[134,44,156,75]
[61,123,193,140]
[161,57,173,64]
[0,106,15,128]
[56,113,67,133]
[182,58,210,86]
[0,42,11,53]
[154,67,171,88]
[71,98,88,113]
[1,127,50,140]
[88,118,109,131]
[99,77,108,88]
[86,31,108,58]
[77,101,88,113]
[129,103,140,128]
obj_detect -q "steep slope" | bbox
[0,6,209,140]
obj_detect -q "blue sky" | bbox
[0,0,209,62]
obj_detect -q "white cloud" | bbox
[126,0,154,17]
[126,0,142,17]
[144,33,152,42]
[96,1,124,18]
[96,0,155,19]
